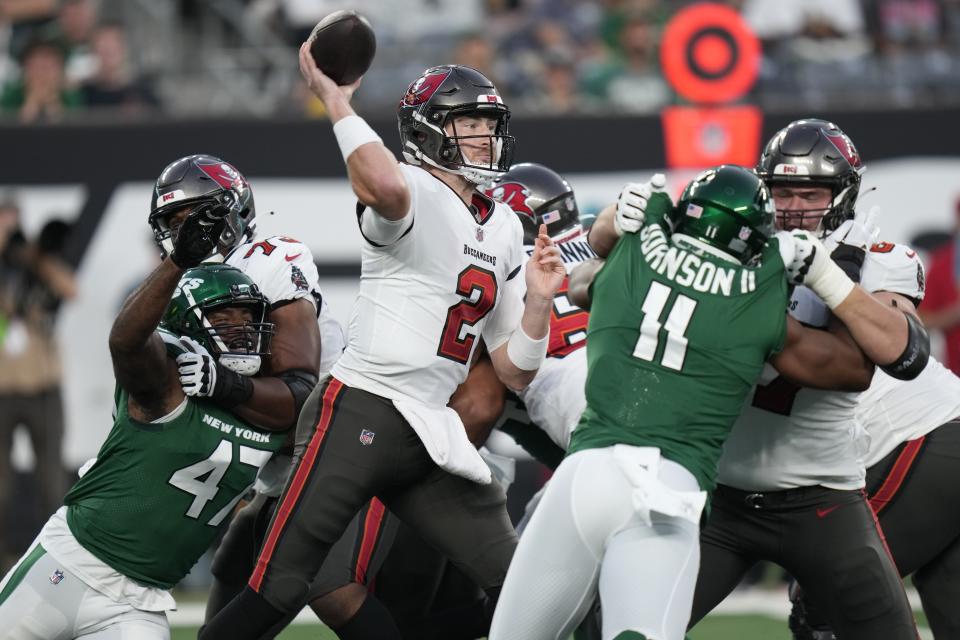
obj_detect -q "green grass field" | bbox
[169,614,795,640]
[169,609,931,639]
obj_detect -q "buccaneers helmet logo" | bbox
[402,68,451,107]
[198,161,248,193]
[488,182,534,220]
[823,132,862,169]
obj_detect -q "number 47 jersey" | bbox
[568,215,790,493]
[60,333,286,589]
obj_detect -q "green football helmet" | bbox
[673,165,776,264]
[161,264,273,375]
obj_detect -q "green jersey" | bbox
[64,332,286,589]
[567,209,789,492]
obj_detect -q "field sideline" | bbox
[168,587,933,640]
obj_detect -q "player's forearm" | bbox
[568,258,604,310]
[448,357,506,447]
[520,295,552,341]
[772,318,874,392]
[110,258,182,353]
[330,109,410,220]
[832,287,911,366]
[489,345,534,392]
[586,204,619,258]
[230,377,298,432]
[322,89,355,124]
[346,146,410,219]
[492,298,553,390]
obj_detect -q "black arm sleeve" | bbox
[880,312,930,381]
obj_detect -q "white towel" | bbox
[612,445,706,526]
[393,397,492,484]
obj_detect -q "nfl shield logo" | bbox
[476,227,484,242]
[49,569,65,585]
[359,429,375,446]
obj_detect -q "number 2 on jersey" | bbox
[437,266,499,364]
[633,281,698,371]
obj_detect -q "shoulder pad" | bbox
[861,241,925,301]
[227,236,320,307]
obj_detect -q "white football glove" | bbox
[822,206,880,283]
[823,206,879,254]
[614,173,666,236]
[176,336,218,397]
[785,229,856,309]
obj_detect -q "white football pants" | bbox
[489,445,706,640]
[0,541,169,640]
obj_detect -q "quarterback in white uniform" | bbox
[690,120,923,640]
[199,50,565,640]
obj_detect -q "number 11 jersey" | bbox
[568,209,789,493]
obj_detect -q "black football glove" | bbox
[169,192,238,269]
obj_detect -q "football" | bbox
[307,10,376,86]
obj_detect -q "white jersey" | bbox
[860,357,960,467]
[718,240,924,491]
[332,163,526,407]
[227,234,345,376]
[516,229,595,449]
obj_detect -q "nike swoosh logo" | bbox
[816,505,841,518]
[284,253,302,262]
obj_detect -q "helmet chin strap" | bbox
[408,146,500,185]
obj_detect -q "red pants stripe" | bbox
[354,498,387,584]
[250,378,344,592]
[869,437,925,516]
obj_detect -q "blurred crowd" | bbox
[0,0,159,122]
[2,0,960,120]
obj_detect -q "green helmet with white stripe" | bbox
[161,264,273,375]
[673,164,776,265]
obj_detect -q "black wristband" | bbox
[211,364,255,408]
[829,244,865,283]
